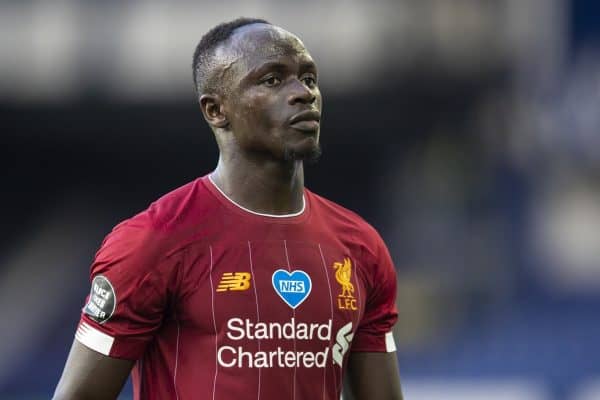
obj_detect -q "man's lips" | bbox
[289,110,320,132]
[290,120,320,131]
[289,110,320,124]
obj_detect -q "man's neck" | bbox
[210,154,305,216]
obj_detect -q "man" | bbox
[54,17,403,400]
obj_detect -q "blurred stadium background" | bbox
[2,0,600,399]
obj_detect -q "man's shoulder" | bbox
[114,175,216,237]
[148,176,215,228]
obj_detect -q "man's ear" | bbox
[200,94,229,129]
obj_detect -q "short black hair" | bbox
[192,17,270,97]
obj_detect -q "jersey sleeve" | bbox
[75,211,180,360]
[351,232,399,353]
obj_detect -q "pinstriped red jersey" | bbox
[76,175,398,400]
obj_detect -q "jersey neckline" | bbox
[202,174,311,224]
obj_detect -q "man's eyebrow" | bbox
[248,60,317,76]
[299,60,317,72]
[248,61,288,76]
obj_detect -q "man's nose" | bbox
[287,80,316,105]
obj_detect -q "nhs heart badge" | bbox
[272,269,312,309]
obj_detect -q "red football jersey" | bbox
[76,175,398,400]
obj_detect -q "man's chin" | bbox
[283,143,322,164]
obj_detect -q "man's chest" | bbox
[176,237,367,366]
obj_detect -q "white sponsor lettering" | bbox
[218,317,355,369]
[217,345,329,368]
[226,318,331,341]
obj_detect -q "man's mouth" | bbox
[290,120,320,132]
[289,110,320,132]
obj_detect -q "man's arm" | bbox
[344,351,403,400]
[53,339,134,400]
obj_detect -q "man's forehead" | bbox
[215,23,311,65]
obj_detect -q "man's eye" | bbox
[262,76,281,87]
[302,76,317,88]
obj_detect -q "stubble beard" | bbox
[283,143,322,165]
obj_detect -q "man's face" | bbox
[220,24,322,162]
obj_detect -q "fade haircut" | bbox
[192,17,270,97]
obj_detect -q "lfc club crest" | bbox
[333,258,357,311]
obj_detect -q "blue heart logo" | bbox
[272,269,312,309]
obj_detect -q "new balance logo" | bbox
[217,272,252,292]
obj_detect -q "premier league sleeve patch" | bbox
[83,275,116,324]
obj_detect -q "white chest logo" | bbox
[332,322,354,367]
